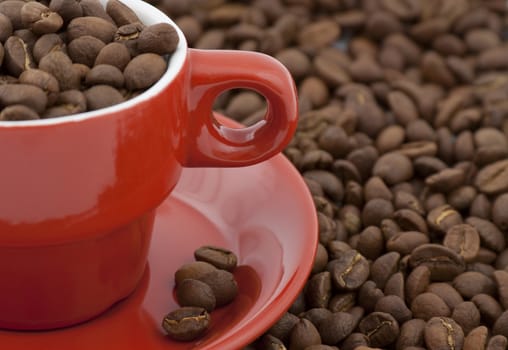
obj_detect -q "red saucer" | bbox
[0,116,318,350]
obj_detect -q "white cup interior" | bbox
[0,0,188,127]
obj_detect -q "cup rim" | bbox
[0,0,188,128]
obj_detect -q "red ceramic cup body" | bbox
[0,0,298,330]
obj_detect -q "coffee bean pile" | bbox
[0,0,179,121]
[152,0,508,349]
[162,245,239,341]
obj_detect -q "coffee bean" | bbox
[18,68,59,104]
[373,152,414,185]
[105,0,140,26]
[3,35,34,77]
[472,293,503,326]
[426,283,464,311]
[466,217,506,253]
[137,23,179,55]
[356,226,384,260]
[193,245,238,272]
[393,209,428,234]
[427,204,463,235]
[387,231,430,256]
[493,311,508,338]
[409,244,465,281]
[370,252,400,290]
[475,160,508,195]
[453,271,496,299]
[452,301,481,335]
[174,261,217,286]
[301,308,332,331]
[289,318,321,350]
[0,104,39,121]
[443,224,480,262]
[84,84,124,110]
[176,279,216,312]
[464,326,489,350]
[20,2,63,35]
[375,295,412,323]
[162,307,210,341]
[123,53,167,91]
[0,83,47,113]
[318,312,355,345]
[67,35,105,67]
[67,16,117,43]
[359,312,399,348]
[259,334,286,350]
[305,271,331,309]
[48,0,83,24]
[493,270,508,310]
[327,249,369,291]
[39,51,80,91]
[411,292,451,320]
[267,312,299,343]
[358,280,384,313]
[196,269,238,307]
[85,64,124,88]
[328,292,356,313]
[424,317,464,350]
[396,318,426,350]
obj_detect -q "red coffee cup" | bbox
[0,0,297,330]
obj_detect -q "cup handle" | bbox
[182,48,298,167]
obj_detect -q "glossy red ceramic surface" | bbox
[0,0,297,329]
[0,127,318,349]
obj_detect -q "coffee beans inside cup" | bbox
[0,0,179,121]
[150,0,508,349]
[162,245,239,341]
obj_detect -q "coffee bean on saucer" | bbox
[176,279,216,312]
[162,306,210,341]
[174,261,217,286]
[194,245,238,271]
[197,269,238,307]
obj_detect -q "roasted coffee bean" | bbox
[405,265,430,304]
[137,23,179,55]
[0,104,39,121]
[67,35,105,67]
[464,326,489,350]
[193,245,238,271]
[393,209,428,235]
[427,205,463,235]
[466,217,506,253]
[259,334,286,350]
[162,307,210,341]
[493,311,508,338]
[38,51,80,91]
[48,0,83,24]
[196,269,238,307]
[174,261,217,286]
[443,224,480,262]
[106,0,140,26]
[396,318,426,350]
[386,231,429,256]
[375,295,412,323]
[289,318,321,350]
[475,160,508,195]
[318,312,355,345]
[411,292,451,320]
[424,317,464,350]
[356,226,384,260]
[493,270,508,310]
[451,301,481,335]
[176,279,216,312]
[327,249,369,291]
[358,280,384,312]
[67,16,117,43]
[328,292,356,313]
[123,53,167,90]
[85,64,124,88]
[472,293,504,326]
[18,68,59,104]
[409,244,465,281]
[453,271,496,299]
[0,83,47,113]
[302,308,333,331]
[3,36,34,77]
[84,85,124,110]
[20,2,63,35]
[267,312,299,343]
[305,271,331,309]
[426,283,464,311]
[359,312,399,348]
[370,252,400,290]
